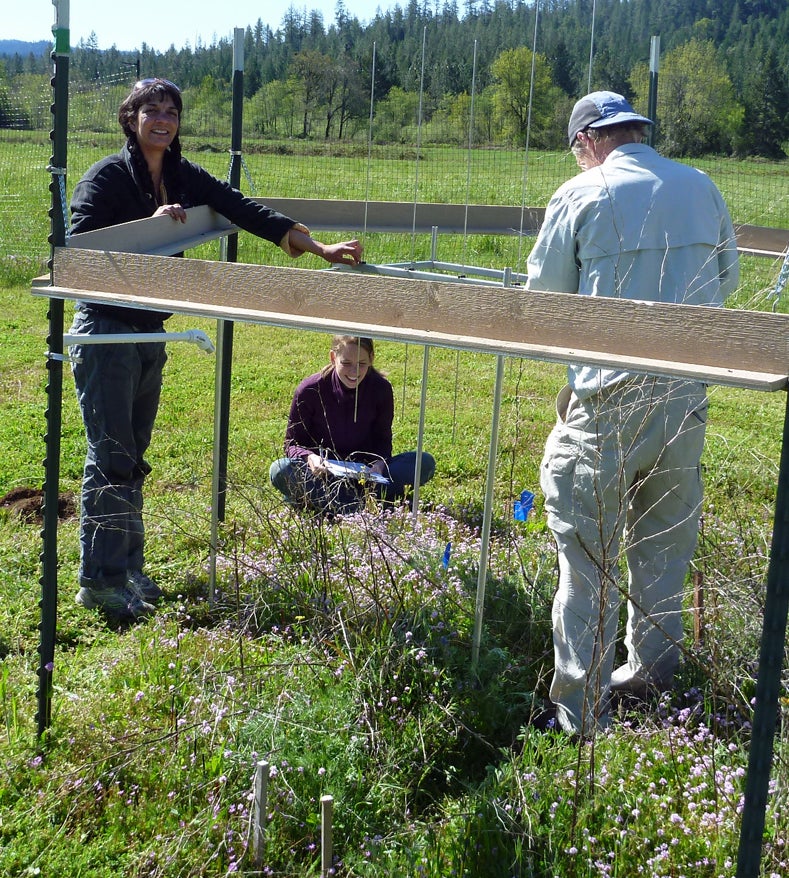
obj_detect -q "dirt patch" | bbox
[0,487,77,523]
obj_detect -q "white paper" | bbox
[323,459,391,485]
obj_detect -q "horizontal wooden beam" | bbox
[35,246,789,392]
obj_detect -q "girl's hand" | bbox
[307,453,329,476]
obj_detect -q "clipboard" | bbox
[323,458,391,486]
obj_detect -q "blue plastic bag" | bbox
[513,489,535,521]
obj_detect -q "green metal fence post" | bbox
[212,28,244,526]
[209,29,245,602]
[736,389,789,876]
[37,0,70,739]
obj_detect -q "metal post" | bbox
[736,390,789,877]
[471,355,505,670]
[37,0,70,739]
[647,36,660,147]
[213,28,244,524]
[409,346,429,522]
[209,29,244,602]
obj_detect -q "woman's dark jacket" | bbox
[69,143,297,327]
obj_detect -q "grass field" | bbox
[2,131,788,282]
[1,147,788,876]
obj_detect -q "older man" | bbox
[526,91,740,736]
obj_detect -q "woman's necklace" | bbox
[150,166,167,206]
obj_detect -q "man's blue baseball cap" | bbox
[568,91,653,146]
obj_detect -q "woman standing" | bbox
[270,335,435,514]
[70,78,362,622]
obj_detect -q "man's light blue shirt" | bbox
[526,142,740,398]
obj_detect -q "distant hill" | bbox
[0,40,51,58]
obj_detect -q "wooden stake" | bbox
[693,569,705,646]
[251,760,269,868]
[321,794,334,877]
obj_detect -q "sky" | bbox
[9,1,395,53]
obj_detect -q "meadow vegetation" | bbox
[1,154,788,876]
[2,133,788,284]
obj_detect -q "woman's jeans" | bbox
[69,309,167,589]
[270,451,435,514]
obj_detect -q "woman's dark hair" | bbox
[118,78,183,139]
[119,78,184,202]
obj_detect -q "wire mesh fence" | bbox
[1,66,787,281]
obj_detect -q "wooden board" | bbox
[34,246,789,392]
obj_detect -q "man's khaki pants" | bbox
[540,377,708,735]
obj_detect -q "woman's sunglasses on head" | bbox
[134,78,180,92]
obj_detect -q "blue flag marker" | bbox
[514,489,535,521]
[442,542,451,569]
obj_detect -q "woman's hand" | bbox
[306,453,329,477]
[288,229,363,265]
[320,239,363,265]
[154,203,187,223]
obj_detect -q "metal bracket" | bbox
[54,328,215,363]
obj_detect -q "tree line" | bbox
[2,0,788,158]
